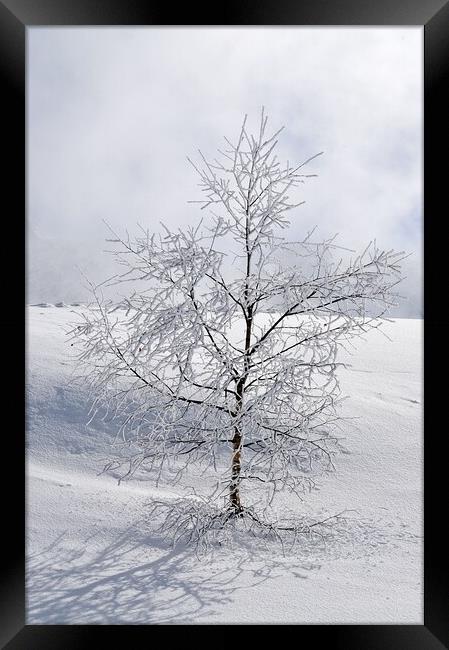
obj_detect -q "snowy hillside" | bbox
[26,305,423,624]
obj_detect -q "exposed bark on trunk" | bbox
[229,316,252,512]
[230,429,242,512]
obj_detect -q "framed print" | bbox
[1,0,448,647]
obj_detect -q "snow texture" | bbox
[26,305,423,624]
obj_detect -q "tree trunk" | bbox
[230,373,246,512]
[230,428,242,512]
[229,190,253,514]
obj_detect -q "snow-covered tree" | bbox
[72,110,404,544]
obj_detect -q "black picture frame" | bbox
[3,0,448,647]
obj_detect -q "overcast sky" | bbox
[28,27,422,316]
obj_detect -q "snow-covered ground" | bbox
[26,305,423,624]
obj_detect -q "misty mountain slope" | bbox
[26,306,423,624]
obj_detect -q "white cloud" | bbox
[28,27,422,316]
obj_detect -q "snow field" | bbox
[26,306,423,623]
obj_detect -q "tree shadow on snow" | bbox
[26,509,420,624]
[26,521,322,624]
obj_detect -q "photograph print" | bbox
[26,26,423,624]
